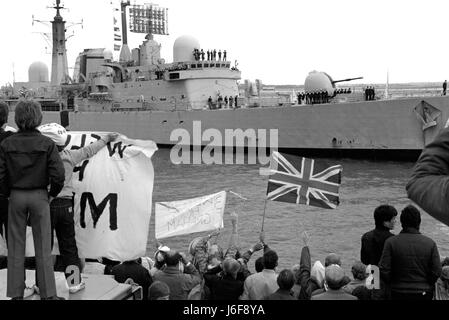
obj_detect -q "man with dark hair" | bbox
[379,205,442,300]
[204,257,248,300]
[255,257,264,273]
[240,247,279,300]
[0,100,65,300]
[152,250,201,300]
[343,261,368,295]
[265,269,295,300]
[361,204,397,266]
[311,265,358,300]
[361,204,397,300]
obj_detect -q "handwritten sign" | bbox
[25,131,157,261]
[155,191,226,239]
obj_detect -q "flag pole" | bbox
[261,198,268,232]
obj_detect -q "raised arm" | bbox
[70,133,119,165]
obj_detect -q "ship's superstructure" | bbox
[66,2,241,112]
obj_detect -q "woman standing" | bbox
[0,100,65,300]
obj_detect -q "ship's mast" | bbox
[119,1,132,62]
[51,0,69,85]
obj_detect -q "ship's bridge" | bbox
[167,60,241,81]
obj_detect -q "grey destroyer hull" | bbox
[11,95,447,161]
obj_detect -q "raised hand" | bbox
[209,229,221,239]
[252,242,264,252]
[259,231,265,244]
[301,230,311,247]
[104,133,119,143]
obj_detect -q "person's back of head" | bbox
[374,204,398,229]
[277,269,295,291]
[291,264,300,284]
[223,258,240,279]
[165,251,181,267]
[325,264,345,290]
[311,261,325,288]
[351,261,367,281]
[325,253,341,267]
[149,281,170,300]
[400,205,421,230]
[14,99,43,131]
[263,249,278,270]
[0,101,9,128]
[255,257,264,273]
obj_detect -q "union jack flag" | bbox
[266,151,342,209]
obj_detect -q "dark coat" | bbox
[0,130,64,197]
[379,227,442,293]
[406,128,449,227]
[111,261,153,300]
[204,268,246,300]
[361,226,395,266]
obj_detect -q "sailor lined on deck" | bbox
[0,99,65,300]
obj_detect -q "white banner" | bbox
[25,131,157,261]
[155,191,226,239]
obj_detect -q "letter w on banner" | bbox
[266,151,342,209]
[26,132,157,261]
[155,191,226,239]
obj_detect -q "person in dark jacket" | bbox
[0,99,65,300]
[0,102,13,244]
[204,257,247,300]
[379,205,442,300]
[361,204,397,300]
[266,269,296,300]
[361,204,397,266]
[152,250,201,300]
[111,258,153,300]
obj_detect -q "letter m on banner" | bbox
[266,151,342,209]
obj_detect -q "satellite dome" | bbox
[173,35,200,62]
[28,61,49,82]
[103,49,113,61]
[304,71,334,94]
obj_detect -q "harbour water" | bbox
[148,149,449,273]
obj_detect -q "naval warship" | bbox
[2,1,449,160]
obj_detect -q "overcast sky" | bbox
[1,0,448,86]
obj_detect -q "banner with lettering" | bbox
[155,191,226,239]
[25,131,157,261]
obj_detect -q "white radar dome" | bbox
[103,49,113,61]
[304,71,334,94]
[173,35,201,62]
[28,61,49,82]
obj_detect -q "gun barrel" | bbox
[332,77,363,84]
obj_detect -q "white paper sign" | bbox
[155,191,226,239]
[25,131,157,261]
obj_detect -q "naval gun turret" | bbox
[304,71,362,97]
